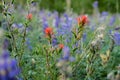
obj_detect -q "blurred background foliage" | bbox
[0,0,120,14]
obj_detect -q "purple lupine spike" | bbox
[17,23,23,28]
[1,50,10,59]
[11,23,18,28]
[101,11,108,16]
[26,38,30,45]
[57,29,65,36]
[82,33,87,42]
[52,38,59,47]
[109,16,116,26]
[7,59,20,78]
[55,15,60,27]
[26,38,33,51]
[75,42,79,47]
[48,12,51,17]
[63,13,68,18]
[42,17,48,31]
[0,55,20,80]
[62,46,70,60]
[11,23,23,32]
[92,1,98,8]
[0,39,20,80]
[113,32,120,45]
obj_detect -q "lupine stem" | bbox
[2,0,18,54]
[19,24,27,66]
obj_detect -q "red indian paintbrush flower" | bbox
[44,27,53,38]
[27,13,33,20]
[59,44,64,49]
[77,15,88,26]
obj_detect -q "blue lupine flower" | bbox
[113,32,120,45]
[48,12,51,17]
[93,1,98,8]
[75,42,79,48]
[61,46,75,62]
[17,23,23,28]
[56,14,73,37]
[1,50,10,59]
[109,16,116,26]
[65,38,71,44]
[26,38,31,45]
[82,33,87,42]
[63,13,68,18]
[12,23,23,29]
[57,29,65,36]
[52,38,59,46]
[55,15,60,27]
[42,17,48,30]
[62,46,70,60]
[0,50,20,80]
[26,27,32,32]
[26,38,33,51]
[101,11,108,16]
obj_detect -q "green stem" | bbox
[19,26,27,66]
[44,47,53,80]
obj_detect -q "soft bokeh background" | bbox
[1,0,120,14]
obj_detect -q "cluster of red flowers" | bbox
[43,15,88,50]
[77,15,88,26]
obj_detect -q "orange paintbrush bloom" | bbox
[44,27,53,38]
[59,44,64,49]
[77,15,88,26]
[27,13,33,20]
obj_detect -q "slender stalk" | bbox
[109,39,114,52]
[19,26,27,66]
[2,0,18,53]
[44,46,53,80]
[8,20,18,53]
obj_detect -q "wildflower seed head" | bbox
[32,58,36,64]
[97,34,104,40]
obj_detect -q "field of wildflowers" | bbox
[0,0,120,80]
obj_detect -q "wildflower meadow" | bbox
[0,0,120,80]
